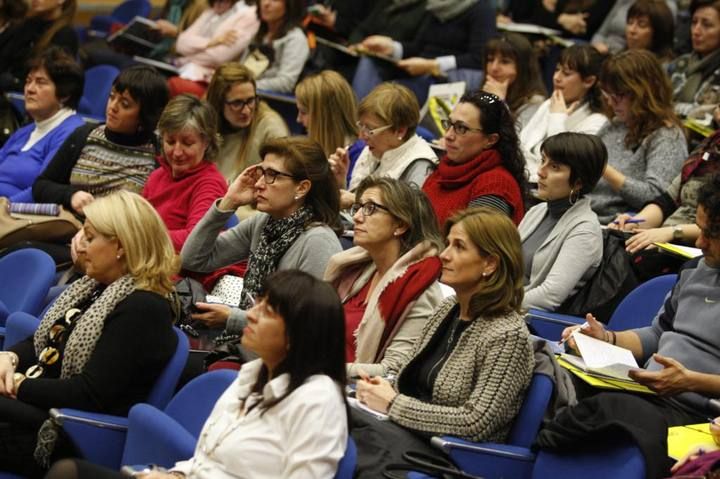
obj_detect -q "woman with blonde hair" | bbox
[352,206,533,477]
[142,94,228,252]
[589,49,687,223]
[0,190,178,476]
[295,70,359,158]
[331,82,437,209]
[206,62,289,182]
[324,176,444,377]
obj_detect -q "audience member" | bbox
[332,83,437,209]
[324,177,444,377]
[554,178,720,477]
[589,49,687,223]
[610,138,720,280]
[167,0,259,97]
[181,136,342,335]
[0,0,77,92]
[0,48,84,202]
[295,70,358,158]
[669,0,720,120]
[423,90,527,226]
[351,0,496,103]
[520,44,608,183]
[205,63,288,182]
[592,0,676,56]
[624,0,676,63]
[519,132,607,311]
[143,94,228,253]
[0,191,178,477]
[352,206,533,477]
[241,0,309,93]
[45,270,349,479]
[481,33,547,131]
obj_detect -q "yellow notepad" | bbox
[668,424,719,460]
[557,357,655,394]
[654,242,703,259]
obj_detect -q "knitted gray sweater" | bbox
[388,297,534,443]
[588,122,687,224]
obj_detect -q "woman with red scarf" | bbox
[324,176,444,377]
[422,90,527,226]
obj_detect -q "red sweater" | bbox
[423,149,524,226]
[142,157,228,252]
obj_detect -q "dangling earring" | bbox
[116,254,121,260]
[569,188,579,205]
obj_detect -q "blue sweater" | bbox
[0,114,84,202]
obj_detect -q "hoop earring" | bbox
[569,188,579,205]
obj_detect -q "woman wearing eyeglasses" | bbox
[330,83,437,210]
[181,136,342,333]
[422,90,527,226]
[588,49,687,224]
[324,176,444,377]
[206,63,289,183]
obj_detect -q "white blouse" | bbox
[173,359,348,479]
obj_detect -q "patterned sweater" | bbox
[388,297,534,443]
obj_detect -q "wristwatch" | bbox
[672,225,684,241]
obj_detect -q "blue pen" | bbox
[612,218,646,225]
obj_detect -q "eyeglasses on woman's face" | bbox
[600,89,627,105]
[253,165,297,185]
[441,118,484,136]
[225,96,257,111]
[356,121,392,137]
[350,200,392,217]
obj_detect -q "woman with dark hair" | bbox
[167,0,259,98]
[624,0,675,63]
[0,47,84,202]
[240,0,309,93]
[324,176,444,377]
[481,33,547,131]
[669,0,720,120]
[591,0,676,55]
[33,65,170,216]
[181,136,342,335]
[519,132,607,311]
[352,207,533,477]
[143,94,228,252]
[0,0,77,92]
[520,44,608,184]
[589,49,687,223]
[423,90,527,226]
[205,62,288,183]
[45,269,349,479]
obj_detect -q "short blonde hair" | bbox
[295,70,358,157]
[445,207,524,316]
[83,191,179,295]
[157,94,220,162]
[358,83,419,141]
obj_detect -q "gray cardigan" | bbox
[519,198,602,311]
[588,122,687,224]
[181,201,342,331]
[252,27,309,93]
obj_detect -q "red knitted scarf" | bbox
[375,256,442,362]
[423,149,524,225]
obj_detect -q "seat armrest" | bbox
[526,309,585,342]
[431,436,536,479]
[51,408,129,469]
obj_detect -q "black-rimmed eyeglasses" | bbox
[253,166,297,184]
[350,201,392,217]
[441,119,484,136]
[225,96,257,111]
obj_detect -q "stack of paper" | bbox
[654,242,703,259]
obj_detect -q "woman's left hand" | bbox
[397,57,439,77]
[624,227,673,253]
[356,374,398,414]
[191,302,231,328]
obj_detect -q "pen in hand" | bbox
[612,218,645,225]
[558,321,590,345]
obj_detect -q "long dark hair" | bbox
[259,136,341,231]
[254,270,347,414]
[461,90,529,201]
[254,0,305,42]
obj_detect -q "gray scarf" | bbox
[676,49,720,103]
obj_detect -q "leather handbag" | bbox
[0,197,82,249]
